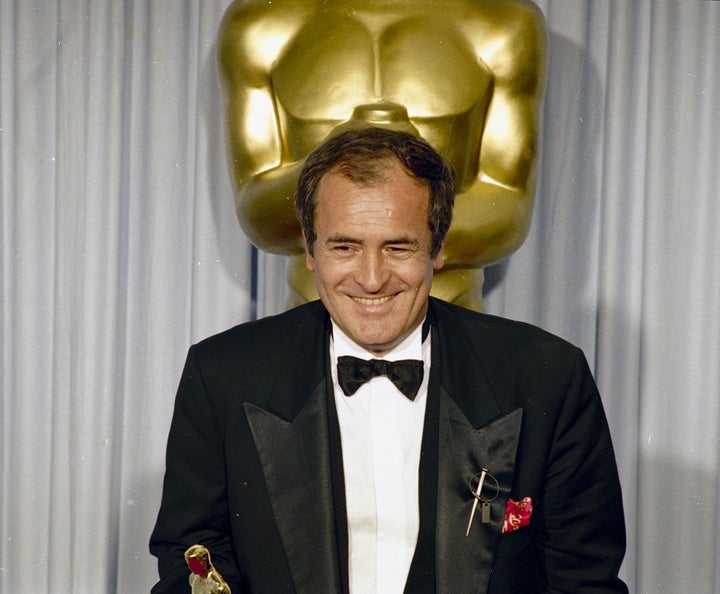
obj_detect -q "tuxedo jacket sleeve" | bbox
[149,303,332,594]
[150,301,357,594]
[484,348,628,593]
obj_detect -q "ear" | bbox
[303,231,315,271]
[432,243,445,271]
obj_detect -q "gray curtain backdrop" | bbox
[2,1,718,592]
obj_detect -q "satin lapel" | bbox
[244,303,341,593]
[436,400,522,594]
[429,299,523,594]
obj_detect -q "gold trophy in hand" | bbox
[185,545,232,594]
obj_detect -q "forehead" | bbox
[314,160,430,235]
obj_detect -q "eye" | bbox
[385,245,415,259]
[329,244,357,256]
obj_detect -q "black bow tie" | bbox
[336,355,424,400]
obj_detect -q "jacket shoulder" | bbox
[430,298,589,393]
[185,301,327,391]
[431,298,576,352]
[195,301,324,355]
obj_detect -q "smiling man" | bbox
[150,128,628,593]
[303,148,445,356]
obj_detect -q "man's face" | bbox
[305,159,444,356]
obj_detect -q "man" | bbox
[150,128,627,593]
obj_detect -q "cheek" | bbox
[409,261,437,284]
[312,260,347,288]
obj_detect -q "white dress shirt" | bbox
[330,321,431,594]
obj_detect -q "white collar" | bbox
[330,319,425,362]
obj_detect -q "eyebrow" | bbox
[325,235,420,247]
[325,234,360,245]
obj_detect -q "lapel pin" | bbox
[465,468,499,536]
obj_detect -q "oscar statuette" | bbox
[184,544,232,594]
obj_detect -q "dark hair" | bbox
[294,127,456,257]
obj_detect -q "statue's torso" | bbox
[220,0,544,309]
[270,3,496,186]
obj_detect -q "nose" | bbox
[354,250,390,293]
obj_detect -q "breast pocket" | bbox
[494,524,535,560]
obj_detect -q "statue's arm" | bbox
[217,2,309,254]
[443,3,548,268]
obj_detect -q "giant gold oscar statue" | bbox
[218,0,547,311]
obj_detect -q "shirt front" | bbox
[330,322,431,594]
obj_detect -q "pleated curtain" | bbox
[1,1,718,591]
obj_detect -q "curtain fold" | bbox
[2,1,718,591]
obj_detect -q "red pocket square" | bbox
[502,497,533,534]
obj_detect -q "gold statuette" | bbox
[184,544,232,594]
[218,0,548,311]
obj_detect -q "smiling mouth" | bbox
[353,295,394,306]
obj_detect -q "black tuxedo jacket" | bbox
[150,298,627,593]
